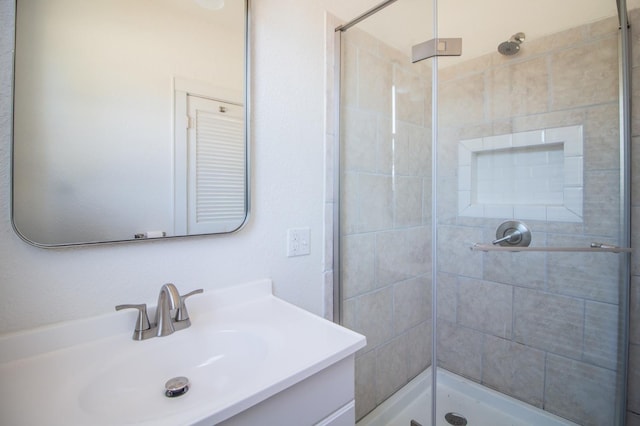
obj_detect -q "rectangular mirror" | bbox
[12,0,249,246]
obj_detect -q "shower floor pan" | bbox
[357,368,578,426]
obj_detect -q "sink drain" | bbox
[444,412,468,426]
[164,376,190,398]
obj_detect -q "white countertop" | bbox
[0,279,366,425]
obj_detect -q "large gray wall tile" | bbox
[394,64,428,126]
[407,321,432,380]
[458,277,512,339]
[545,354,616,426]
[354,350,377,420]
[488,57,549,120]
[437,320,483,382]
[437,225,483,278]
[395,122,431,176]
[439,72,485,127]
[550,37,618,109]
[340,172,359,235]
[341,107,378,172]
[393,276,431,334]
[376,227,431,286]
[375,335,410,404]
[547,234,620,304]
[395,176,424,228]
[483,250,546,289]
[358,174,394,232]
[583,301,620,370]
[513,288,584,359]
[482,335,545,408]
[583,170,621,239]
[341,233,375,299]
[357,48,392,114]
[353,287,394,352]
[436,273,457,323]
[584,104,619,171]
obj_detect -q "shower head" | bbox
[498,32,525,56]
[497,40,520,55]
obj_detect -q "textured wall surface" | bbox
[0,0,331,334]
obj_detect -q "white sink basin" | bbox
[79,329,269,423]
[0,279,365,426]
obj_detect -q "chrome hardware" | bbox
[591,242,617,249]
[165,376,190,398]
[492,220,531,247]
[154,283,181,337]
[116,284,204,341]
[174,289,204,331]
[472,243,632,253]
[412,38,462,63]
[444,412,468,426]
[115,304,151,341]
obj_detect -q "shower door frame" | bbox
[331,1,632,424]
[616,1,631,425]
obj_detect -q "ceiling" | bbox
[322,0,639,64]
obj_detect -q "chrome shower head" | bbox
[498,32,525,56]
[498,41,520,55]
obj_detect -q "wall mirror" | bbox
[12,0,249,246]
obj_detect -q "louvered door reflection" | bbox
[187,95,246,234]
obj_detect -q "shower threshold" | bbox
[356,368,578,426]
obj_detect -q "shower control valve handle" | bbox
[492,231,521,245]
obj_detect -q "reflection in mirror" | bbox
[12,0,248,246]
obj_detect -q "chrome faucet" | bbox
[116,283,203,341]
[154,283,181,337]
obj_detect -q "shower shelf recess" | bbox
[471,244,632,253]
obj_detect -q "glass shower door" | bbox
[336,0,435,422]
[434,3,629,425]
[336,1,630,425]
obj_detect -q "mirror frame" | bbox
[10,0,251,247]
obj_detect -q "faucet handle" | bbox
[175,289,204,324]
[115,304,151,340]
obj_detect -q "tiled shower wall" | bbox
[340,11,635,425]
[339,28,434,420]
[436,14,622,426]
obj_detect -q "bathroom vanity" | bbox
[0,279,365,425]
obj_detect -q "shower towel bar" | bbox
[470,243,633,253]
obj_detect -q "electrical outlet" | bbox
[287,228,310,257]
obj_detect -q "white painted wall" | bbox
[0,0,329,334]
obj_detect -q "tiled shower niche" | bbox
[458,125,584,222]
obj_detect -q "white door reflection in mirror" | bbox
[178,95,245,234]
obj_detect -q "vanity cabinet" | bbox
[216,355,356,426]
